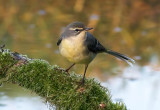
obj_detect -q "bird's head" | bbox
[63,22,93,37]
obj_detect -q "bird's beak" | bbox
[85,27,93,31]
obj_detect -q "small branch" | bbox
[0,48,127,110]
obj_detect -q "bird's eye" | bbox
[75,29,79,32]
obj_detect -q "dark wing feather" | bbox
[85,32,106,53]
[85,32,135,66]
[57,33,65,46]
[57,37,62,46]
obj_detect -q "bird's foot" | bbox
[78,79,85,87]
[64,69,70,74]
[63,69,70,75]
[55,67,70,75]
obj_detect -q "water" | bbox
[102,65,160,110]
[0,84,50,110]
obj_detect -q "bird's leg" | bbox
[65,63,75,73]
[80,64,88,85]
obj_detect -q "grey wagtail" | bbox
[57,22,134,84]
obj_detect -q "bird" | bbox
[57,22,134,85]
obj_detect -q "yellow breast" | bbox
[59,31,96,64]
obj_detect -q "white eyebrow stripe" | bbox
[69,27,84,30]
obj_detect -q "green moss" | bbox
[0,49,17,79]
[0,49,127,110]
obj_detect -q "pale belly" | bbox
[59,38,96,64]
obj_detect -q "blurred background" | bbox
[0,0,160,110]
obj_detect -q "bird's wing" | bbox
[57,37,62,46]
[85,32,106,53]
[85,32,135,66]
[57,33,65,46]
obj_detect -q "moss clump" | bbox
[0,49,127,110]
[0,49,17,79]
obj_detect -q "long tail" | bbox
[105,49,135,66]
